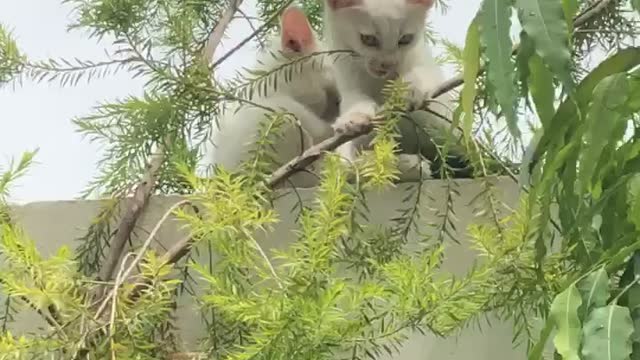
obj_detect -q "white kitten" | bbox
[202,6,339,187]
[323,0,451,167]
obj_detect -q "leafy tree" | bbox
[0,0,639,359]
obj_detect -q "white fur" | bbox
[323,0,449,164]
[201,28,339,187]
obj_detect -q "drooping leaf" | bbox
[579,73,630,194]
[515,0,574,89]
[627,73,640,111]
[621,256,640,357]
[480,0,519,138]
[528,316,555,360]
[550,284,583,360]
[619,252,640,318]
[531,141,577,268]
[461,19,481,140]
[581,305,634,360]
[627,175,640,233]
[528,53,555,128]
[516,31,536,98]
[577,267,610,319]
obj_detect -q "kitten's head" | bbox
[325,0,434,78]
[275,6,340,120]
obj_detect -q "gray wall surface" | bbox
[7,177,540,359]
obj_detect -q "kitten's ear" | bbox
[326,0,362,10]
[280,6,316,55]
[407,0,435,8]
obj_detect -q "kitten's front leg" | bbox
[332,95,378,163]
[401,61,443,111]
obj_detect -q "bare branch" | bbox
[98,148,163,284]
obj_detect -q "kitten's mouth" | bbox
[367,66,397,79]
[367,64,396,79]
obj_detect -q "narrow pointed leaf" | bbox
[461,19,481,139]
[528,316,555,360]
[528,53,555,128]
[516,0,574,89]
[581,305,634,360]
[577,268,610,318]
[562,0,578,33]
[516,31,535,97]
[579,73,629,193]
[480,0,519,137]
[550,284,582,360]
[530,47,640,174]
[619,252,640,315]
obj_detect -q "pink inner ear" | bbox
[327,0,363,10]
[281,7,315,53]
[407,0,435,8]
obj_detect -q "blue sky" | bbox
[1,0,485,203]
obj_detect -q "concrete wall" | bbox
[6,177,536,359]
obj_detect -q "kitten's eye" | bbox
[398,34,414,46]
[360,34,380,48]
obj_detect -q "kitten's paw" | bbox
[332,112,374,136]
[406,87,434,111]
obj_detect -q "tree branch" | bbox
[96,0,244,287]
[203,0,244,64]
[149,0,616,272]
[98,149,163,284]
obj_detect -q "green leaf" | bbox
[632,0,640,14]
[577,268,610,318]
[530,47,640,174]
[461,19,481,140]
[627,175,640,232]
[515,0,574,89]
[550,284,582,360]
[516,31,536,98]
[562,0,578,34]
[581,305,634,360]
[579,73,630,194]
[480,0,519,138]
[528,54,555,128]
[627,73,640,111]
[619,252,640,316]
[528,316,555,360]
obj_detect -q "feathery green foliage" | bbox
[0,0,640,358]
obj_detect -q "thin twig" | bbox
[98,147,164,284]
[212,0,295,68]
[96,200,190,320]
[108,252,135,360]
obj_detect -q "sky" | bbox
[0,0,487,203]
